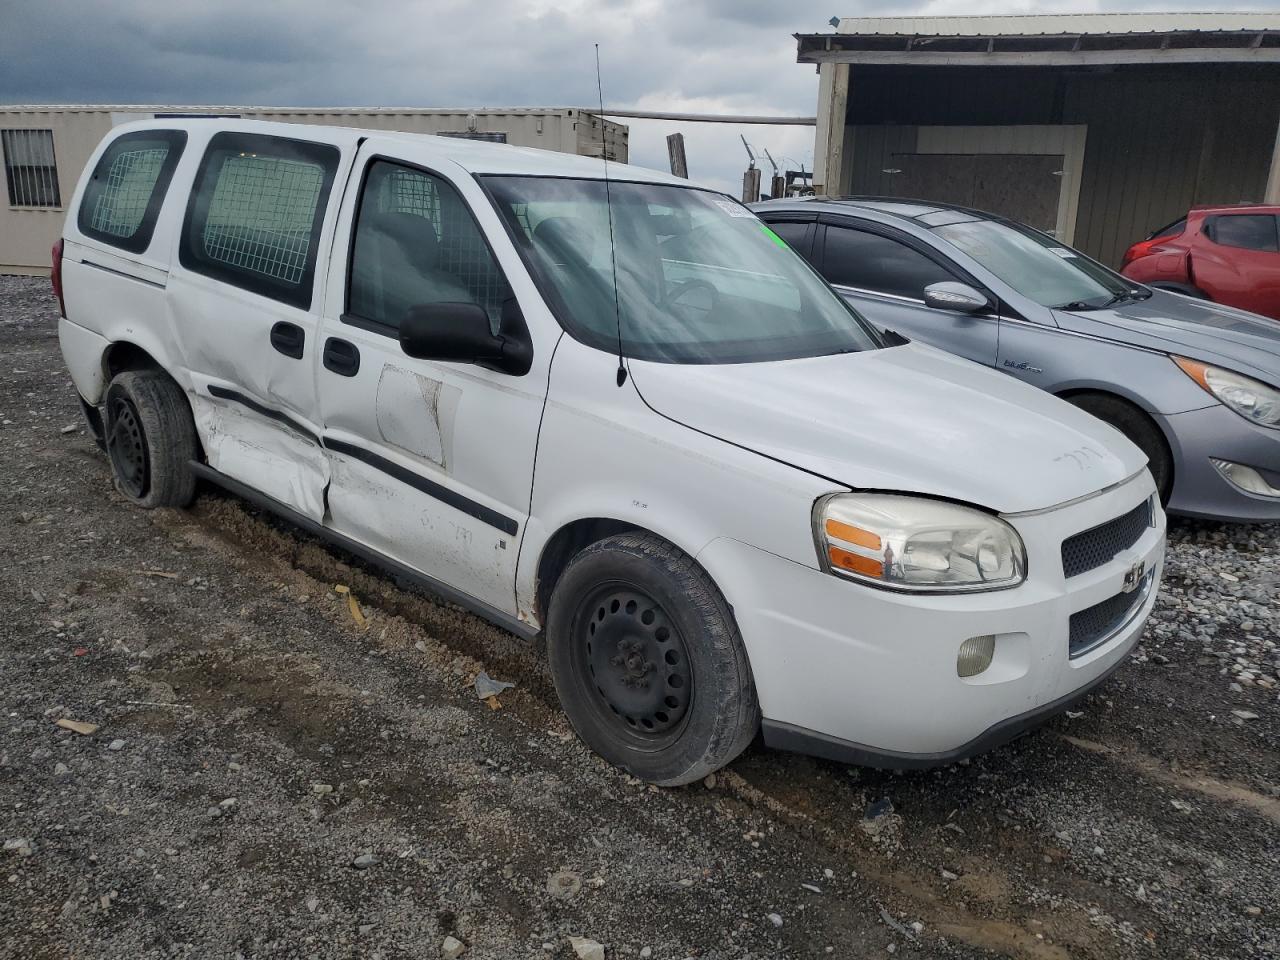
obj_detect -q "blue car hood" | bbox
[1056,291,1280,384]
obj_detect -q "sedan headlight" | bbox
[1174,357,1280,428]
[814,494,1027,593]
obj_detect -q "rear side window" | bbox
[1146,217,1185,241]
[346,159,510,333]
[78,130,186,253]
[180,132,340,309]
[822,224,956,300]
[1205,214,1279,253]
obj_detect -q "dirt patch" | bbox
[1,276,1277,959]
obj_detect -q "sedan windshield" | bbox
[482,176,880,363]
[933,219,1142,310]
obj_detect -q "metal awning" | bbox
[798,13,1280,67]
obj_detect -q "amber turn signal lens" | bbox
[825,518,882,550]
[828,545,884,578]
[1173,356,1210,392]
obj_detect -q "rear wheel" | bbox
[546,532,759,786]
[103,370,198,508]
[1066,392,1173,505]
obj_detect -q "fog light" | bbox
[957,635,996,678]
[1210,459,1280,497]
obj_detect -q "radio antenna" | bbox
[595,43,627,387]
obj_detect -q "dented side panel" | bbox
[189,384,330,521]
[313,138,563,618]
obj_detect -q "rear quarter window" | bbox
[77,130,187,253]
[180,132,340,309]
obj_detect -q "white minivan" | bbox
[56,120,1166,784]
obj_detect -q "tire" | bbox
[1067,393,1173,505]
[103,370,198,508]
[546,532,760,786]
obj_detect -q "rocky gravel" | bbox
[0,275,1277,959]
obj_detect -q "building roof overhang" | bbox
[797,13,1280,68]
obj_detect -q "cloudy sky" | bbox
[3,0,1277,193]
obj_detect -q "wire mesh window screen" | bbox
[88,146,169,238]
[201,154,325,285]
[2,129,61,207]
[349,161,509,331]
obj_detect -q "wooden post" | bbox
[812,61,850,195]
[742,167,761,203]
[1266,112,1280,204]
[666,133,688,178]
[770,174,786,199]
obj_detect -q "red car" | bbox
[1121,204,1280,320]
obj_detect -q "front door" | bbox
[817,219,999,366]
[167,130,349,520]
[315,149,550,616]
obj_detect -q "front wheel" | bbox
[1067,393,1173,505]
[546,532,760,786]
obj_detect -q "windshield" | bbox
[482,176,881,363]
[933,219,1141,310]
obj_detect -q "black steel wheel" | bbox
[547,532,760,786]
[106,393,150,499]
[101,370,199,509]
[578,584,693,745]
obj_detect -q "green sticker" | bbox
[760,224,789,249]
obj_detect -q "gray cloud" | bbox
[6,1,1279,193]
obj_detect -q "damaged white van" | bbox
[56,120,1166,784]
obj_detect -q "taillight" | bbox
[1121,239,1156,269]
[51,238,66,318]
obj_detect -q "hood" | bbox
[630,343,1147,514]
[1056,291,1280,384]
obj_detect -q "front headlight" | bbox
[1174,357,1280,428]
[814,494,1027,593]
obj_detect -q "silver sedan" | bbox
[753,197,1280,523]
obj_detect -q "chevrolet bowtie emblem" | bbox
[1122,559,1146,593]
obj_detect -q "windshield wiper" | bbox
[1101,288,1152,308]
[1056,288,1152,312]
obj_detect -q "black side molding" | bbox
[189,461,537,641]
[206,385,321,445]
[81,259,167,289]
[322,437,518,537]
[762,650,1132,770]
[201,386,519,537]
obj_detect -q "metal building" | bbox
[0,105,628,275]
[801,13,1280,265]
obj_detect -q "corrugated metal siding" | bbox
[844,64,1280,266]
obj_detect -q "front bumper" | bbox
[1159,403,1280,522]
[698,472,1165,762]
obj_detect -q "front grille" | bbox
[1068,575,1150,657]
[1061,498,1152,579]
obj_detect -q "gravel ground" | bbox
[1,274,1276,960]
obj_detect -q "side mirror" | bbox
[923,281,990,314]
[399,300,533,376]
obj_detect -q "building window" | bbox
[180,132,339,309]
[2,129,61,208]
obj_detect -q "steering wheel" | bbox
[666,279,720,321]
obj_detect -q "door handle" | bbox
[270,321,305,359]
[323,337,361,377]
